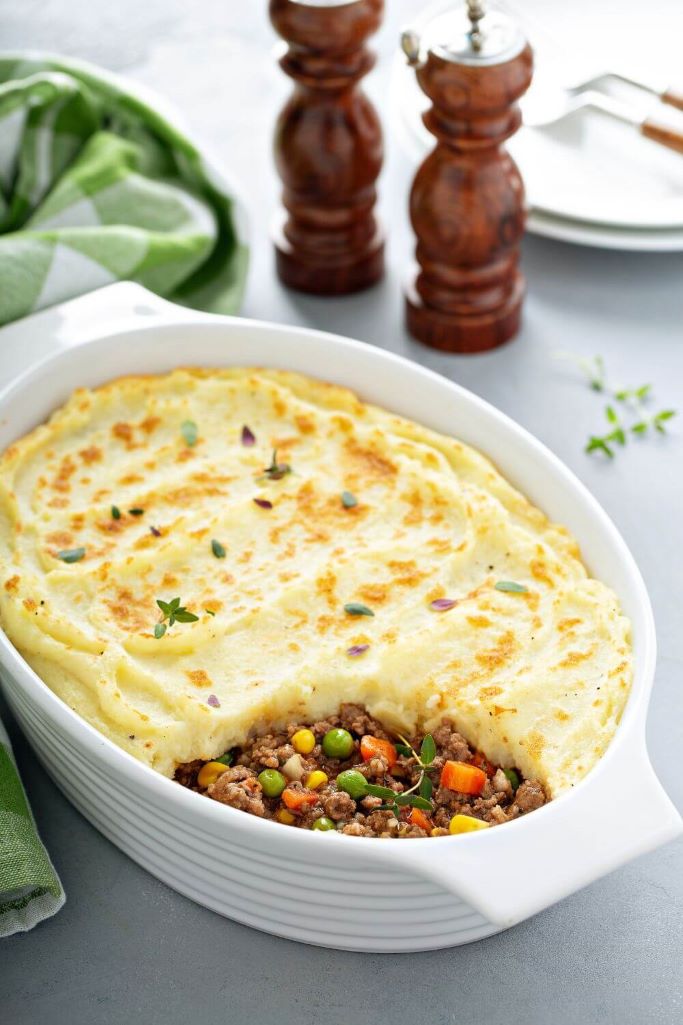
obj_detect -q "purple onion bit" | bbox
[241,424,256,447]
[347,644,370,657]
[430,598,458,612]
[207,694,221,708]
[150,525,162,537]
[253,497,273,509]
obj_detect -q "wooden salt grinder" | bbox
[402,1,533,352]
[270,0,384,295]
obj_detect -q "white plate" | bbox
[391,1,683,242]
[0,283,679,952]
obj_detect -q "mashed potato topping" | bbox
[0,369,632,793]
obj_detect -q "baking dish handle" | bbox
[382,737,681,928]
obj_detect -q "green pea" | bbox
[258,769,287,798]
[312,816,336,832]
[503,768,520,791]
[322,728,354,759]
[335,769,368,800]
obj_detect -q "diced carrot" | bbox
[282,787,319,811]
[408,807,432,832]
[440,760,487,796]
[360,735,398,769]
[470,751,496,778]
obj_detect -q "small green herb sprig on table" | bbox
[365,733,437,819]
[154,597,199,638]
[558,354,677,458]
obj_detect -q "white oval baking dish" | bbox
[0,284,679,952]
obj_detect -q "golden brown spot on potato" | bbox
[344,439,396,479]
[139,416,161,434]
[46,530,73,548]
[4,575,20,592]
[382,629,398,643]
[51,455,76,493]
[479,686,504,699]
[238,550,253,564]
[531,559,555,588]
[272,396,287,417]
[554,709,571,722]
[105,588,149,632]
[315,568,337,608]
[48,497,69,508]
[525,729,545,757]
[558,617,582,633]
[23,597,37,612]
[185,669,212,688]
[331,415,353,434]
[118,474,143,485]
[288,642,301,652]
[467,615,492,628]
[556,648,594,669]
[358,583,388,605]
[189,528,209,540]
[492,704,517,716]
[609,660,629,678]
[70,514,85,530]
[316,614,334,634]
[112,422,135,449]
[204,600,222,614]
[401,488,424,526]
[294,414,315,435]
[427,538,452,554]
[176,448,195,463]
[164,485,225,506]
[475,630,517,671]
[79,445,102,465]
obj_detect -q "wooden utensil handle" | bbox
[641,118,683,154]
[662,87,683,112]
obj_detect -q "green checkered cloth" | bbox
[0,715,64,937]
[0,55,248,326]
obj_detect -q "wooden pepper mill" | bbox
[402,1,533,352]
[270,0,384,295]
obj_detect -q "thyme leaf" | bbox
[57,547,85,563]
[211,539,226,559]
[494,580,528,593]
[181,420,198,447]
[343,602,374,617]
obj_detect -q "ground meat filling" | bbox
[174,704,549,838]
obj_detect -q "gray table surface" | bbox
[2,2,682,1023]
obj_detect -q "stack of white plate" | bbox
[391,0,683,251]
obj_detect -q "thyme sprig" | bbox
[557,352,677,458]
[259,449,291,481]
[369,733,437,819]
[154,596,199,639]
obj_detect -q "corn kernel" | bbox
[197,761,230,789]
[292,729,316,755]
[276,808,296,825]
[305,770,328,790]
[448,814,490,835]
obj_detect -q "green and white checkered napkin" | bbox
[0,715,64,937]
[0,55,248,326]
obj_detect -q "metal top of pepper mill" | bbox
[402,0,526,69]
